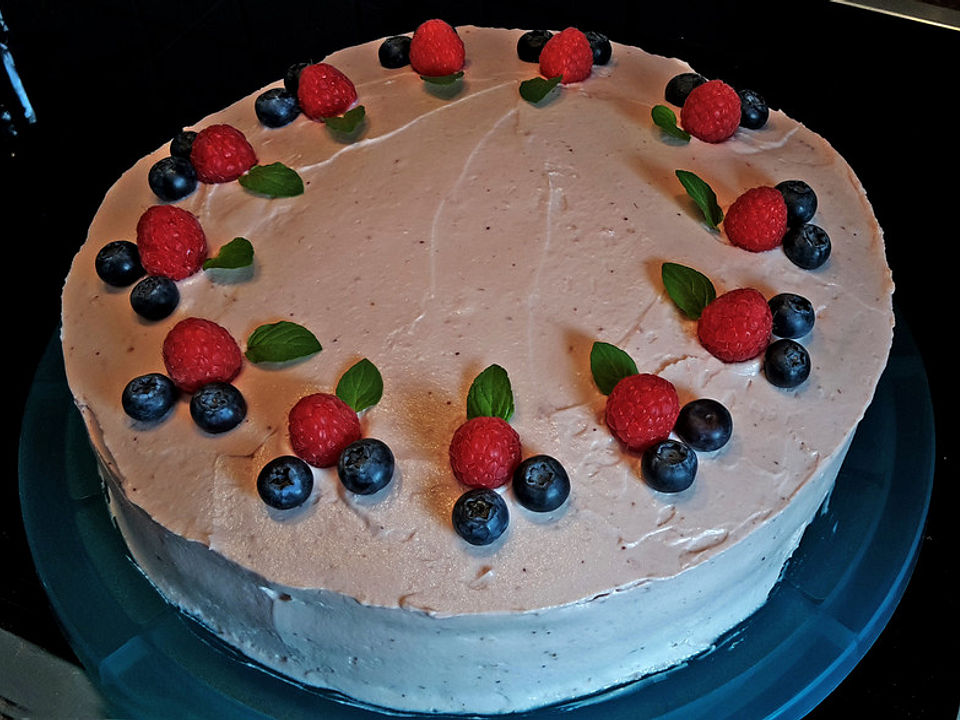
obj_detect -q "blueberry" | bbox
[378,36,411,68]
[764,339,811,388]
[585,31,612,65]
[338,438,395,495]
[452,488,509,546]
[95,240,145,287]
[257,455,314,510]
[122,373,178,422]
[169,129,197,159]
[776,180,818,227]
[768,293,815,339]
[664,72,706,106]
[190,382,246,433]
[283,62,310,95]
[516,30,552,63]
[148,155,197,202]
[738,88,768,129]
[641,439,698,493]
[783,223,831,270]
[512,455,570,512]
[255,87,301,128]
[130,275,179,320]
[675,399,732,452]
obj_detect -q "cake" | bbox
[59,24,895,715]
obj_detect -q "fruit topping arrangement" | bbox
[654,71,769,143]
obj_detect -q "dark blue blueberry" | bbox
[664,72,706,106]
[452,488,509,546]
[776,180,818,227]
[585,31,612,65]
[378,36,411,68]
[738,88,768,129]
[189,382,247,433]
[257,455,314,510]
[255,87,301,128]
[641,440,698,493]
[675,399,733,452]
[122,373,178,422]
[769,293,815,339]
[338,438,395,495]
[130,275,179,320]
[764,339,811,388]
[516,30,553,63]
[783,223,831,270]
[148,155,197,202]
[283,62,310,95]
[512,454,570,512]
[169,129,196,159]
[95,240,145,287]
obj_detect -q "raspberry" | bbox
[297,63,358,120]
[605,374,680,452]
[162,318,243,393]
[724,186,788,252]
[136,205,207,280]
[288,393,361,468]
[680,79,741,143]
[449,416,521,489]
[697,288,773,362]
[538,27,593,84]
[189,124,258,183]
[408,19,465,78]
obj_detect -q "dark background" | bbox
[2,1,956,717]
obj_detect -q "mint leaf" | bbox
[336,358,383,412]
[238,162,304,198]
[421,71,464,85]
[676,169,723,228]
[466,364,514,421]
[590,342,638,395]
[661,262,716,319]
[323,105,366,134]
[651,105,690,141]
[245,321,322,363]
[519,75,562,104]
[203,237,254,270]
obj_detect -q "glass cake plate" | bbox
[19,309,935,720]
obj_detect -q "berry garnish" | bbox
[764,339,811,388]
[189,124,258,183]
[378,35,411,68]
[783,224,831,269]
[697,288,772,363]
[768,293,815,339]
[296,62,358,120]
[162,317,243,393]
[738,88,768,129]
[680,79,741,143]
[675,399,732,452]
[255,88,300,128]
[584,30,612,65]
[538,27,593,84]
[95,240,144,287]
[449,416,522,489]
[169,129,196,159]
[148,155,197,202]
[338,438,395,495]
[605,373,680,452]
[288,392,361,468]
[130,274,179,321]
[409,19,465,78]
[665,72,706,106]
[283,62,310,95]
[775,180,818,227]
[516,30,552,63]
[257,455,314,510]
[135,205,207,280]
[512,455,570,512]
[190,381,247,433]
[723,186,788,252]
[121,373,178,422]
[452,487,509,546]
[641,440,698,493]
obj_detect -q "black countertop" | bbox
[3,1,957,717]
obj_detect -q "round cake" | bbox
[60,24,894,715]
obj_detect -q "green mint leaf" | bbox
[676,169,723,228]
[203,237,254,270]
[336,358,384,412]
[519,75,562,104]
[661,262,716,319]
[590,342,638,396]
[466,364,514,421]
[323,105,366,134]
[421,71,464,85]
[651,104,690,141]
[245,321,322,363]
[238,162,304,198]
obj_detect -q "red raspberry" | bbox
[288,393,361,468]
[409,19,465,77]
[297,63,358,120]
[189,124,258,183]
[449,416,521,489]
[697,288,773,362]
[723,186,788,252]
[136,204,208,280]
[538,27,593,84]
[162,317,243,393]
[605,374,680,452]
[680,79,741,143]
